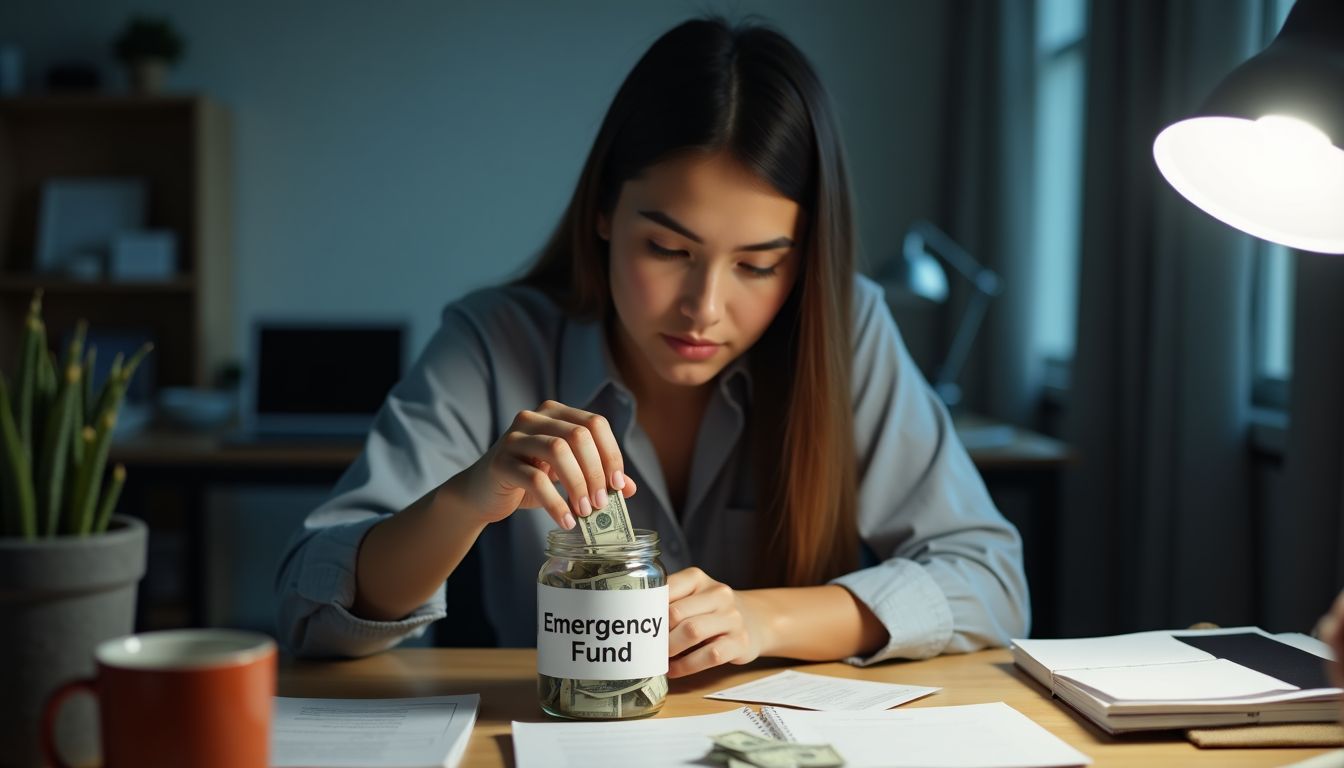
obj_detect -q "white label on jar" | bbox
[536,583,669,679]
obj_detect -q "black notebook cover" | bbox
[1175,632,1332,690]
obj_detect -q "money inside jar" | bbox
[537,489,669,719]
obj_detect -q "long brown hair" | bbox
[517,17,857,587]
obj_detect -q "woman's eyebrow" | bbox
[637,210,795,252]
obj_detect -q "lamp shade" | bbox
[1153,0,1344,253]
[882,227,949,304]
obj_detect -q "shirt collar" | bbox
[558,315,624,410]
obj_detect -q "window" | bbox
[1251,0,1297,408]
[1032,0,1088,391]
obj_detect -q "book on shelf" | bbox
[1012,626,1341,734]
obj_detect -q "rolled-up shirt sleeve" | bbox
[831,278,1031,665]
[274,304,495,659]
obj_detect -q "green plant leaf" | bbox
[16,296,42,463]
[0,373,37,539]
[93,464,126,534]
[39,364,78,538]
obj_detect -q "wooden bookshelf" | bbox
[0,94,231,389]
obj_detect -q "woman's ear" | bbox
[596,211,612,242]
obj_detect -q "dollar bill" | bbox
[574,678,645,698]
[743,745,846,768]
[576,487,636,546]
[561,676,622,718]
[540,670,666,720]
[713,732,778,752]
[567,567,648,591]
[636,675,668,707]
[708,732,846,768]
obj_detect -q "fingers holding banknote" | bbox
[666,567,767,678]
[461,400,638,530]
[1315,588,1344,690]
[522,400,635,512]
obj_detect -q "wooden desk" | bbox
[111,414,1068,473]
[951,412,1070,469]
[110,428,362,472]
[112,416,1068,632]
[110,429,365,628]
[278,648,1328,768]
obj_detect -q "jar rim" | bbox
[545,527,661,557]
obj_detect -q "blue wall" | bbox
[0,0,953,634]
[1,0,951,359]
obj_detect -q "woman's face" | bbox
[599,151,801,391]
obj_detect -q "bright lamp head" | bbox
[1152,0,1344,253]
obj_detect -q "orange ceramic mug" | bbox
[41,629,276,768]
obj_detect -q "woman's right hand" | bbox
[1316,589,1344,688]
[454,400,637,529]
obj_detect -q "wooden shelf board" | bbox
[0,93,202,112]
[0,275,195,294]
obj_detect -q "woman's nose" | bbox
[680,264,723,327]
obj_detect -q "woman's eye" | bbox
[646,240,689,258]
[740,263,780,278]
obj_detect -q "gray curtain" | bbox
[939,0,1037,423]
[1267,251,1344,630]
[1058,0,1264,636]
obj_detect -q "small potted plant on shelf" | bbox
[112,15,186,94]
[0,291,153,767]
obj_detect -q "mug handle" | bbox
[41,677,97,768]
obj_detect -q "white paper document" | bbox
[513,701,1089,768]
[271,694,479,768]
[512,708,761,768]
[705,669,940,710]
[1058,658,1299,702]
[767,702,1092,768]
[1014,630,1214,673]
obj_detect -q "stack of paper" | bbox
[270,694,479,768]
[1012,627,1341,733]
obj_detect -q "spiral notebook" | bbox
[512,702,1089,768]
[1011,627,1342,733]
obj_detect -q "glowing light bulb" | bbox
[1255,114,1331,149]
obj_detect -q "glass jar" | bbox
[536,528,668,719]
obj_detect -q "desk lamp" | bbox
[1153,0,1344,252]
[880,219,1002,408]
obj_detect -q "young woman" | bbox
[276,17,1029,675]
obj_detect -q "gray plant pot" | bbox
[0,515,147,768]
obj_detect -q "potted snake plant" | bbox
[0,292,152,768]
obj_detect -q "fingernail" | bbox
[595,489,608,510]
[579,497,592,517]
[613,470,626,490]
[563,513,576,530]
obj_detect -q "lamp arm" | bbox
[933,287,993,407]
[910,220,1002,294]
[901,220,1003,407]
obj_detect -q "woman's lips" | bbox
[661,334,721,361]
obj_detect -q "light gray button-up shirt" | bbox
[274,275,1030,663]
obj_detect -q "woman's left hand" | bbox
[666,567,770,677]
